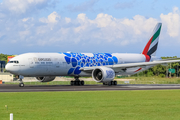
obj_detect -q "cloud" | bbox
[1,4,180,54]
[20,12,158,47]
[0,0,57,16]
[160,7,180,37]
[39,11,60,23]
[114,0,135,9]
[66,0,99,12]
[0,11,159,48]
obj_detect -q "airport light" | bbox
[10,113,13,120]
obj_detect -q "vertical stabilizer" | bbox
[142,23,162,56]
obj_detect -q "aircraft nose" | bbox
[5,64,10,72]
[5,63,19,74]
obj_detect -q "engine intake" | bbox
[92,67,115,82]
[36,76,56,82]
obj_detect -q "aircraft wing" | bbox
[80,59,180,72]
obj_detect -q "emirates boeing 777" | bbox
[5,23,180,87]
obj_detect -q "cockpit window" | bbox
[8,61,19,64]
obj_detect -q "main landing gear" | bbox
[103,81,117,86]
[70,76,85,86]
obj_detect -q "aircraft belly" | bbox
[78,71,91,77]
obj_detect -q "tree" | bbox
[133,56,180,77]
[0,53,13,63]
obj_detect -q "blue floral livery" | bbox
[63,53,118,75]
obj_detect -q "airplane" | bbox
[5,23,180,87]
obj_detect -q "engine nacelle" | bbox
[92,67,115,82]
[36,76,56,82]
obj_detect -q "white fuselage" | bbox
[5,52,158,77]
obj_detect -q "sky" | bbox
[0,0,180,57]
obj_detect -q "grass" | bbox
[1,90,180,120]
[125,76,180,84]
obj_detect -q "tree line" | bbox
[133,56,180,77]
[0,53,12,62]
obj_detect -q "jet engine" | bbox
[36,76,56,82]
[92,67,115,82]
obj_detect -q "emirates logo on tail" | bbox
[142,23,162,61]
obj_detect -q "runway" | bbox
[1,84,180,92]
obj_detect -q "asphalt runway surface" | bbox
[1,84,180,92]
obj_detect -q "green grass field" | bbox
[1,90,180,120]
[124,76,180,84]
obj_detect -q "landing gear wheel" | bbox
[19,83,24,87]
[111,81,114,85]
[74,81,77,85]
[73,81,79,86]
[78,81,81,86]
[103,81,117,86]
[71,76,85,86]
[81,81,84,86]
[114,81,117,85]
[71,81,74,86]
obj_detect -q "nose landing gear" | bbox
[19,82,24,87]
[19,75,24,87]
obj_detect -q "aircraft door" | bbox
[55,58,60,68]
[58,58,68,75]
[118,58,124,64]
[59,57,67,68]
[28,58,34,68]
[46,61,53,75]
